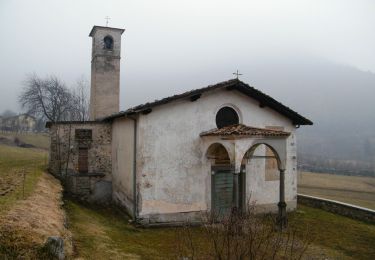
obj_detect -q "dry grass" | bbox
[0,172,72,258]
[298,171,375,210]
[0,144,47,212]
[0,132,50,150]
[0,143,71,258]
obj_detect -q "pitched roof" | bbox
[103,79,313,125]
[200,124,291,137]
[45,120,107,128]
[89,25,125,37]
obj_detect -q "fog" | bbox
[0,0,374,169]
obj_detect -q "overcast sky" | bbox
[0,0,374,113]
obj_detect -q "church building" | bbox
[47,26,312,226]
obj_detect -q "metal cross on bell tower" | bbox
[105,16,111,27]
[233,70,242,79]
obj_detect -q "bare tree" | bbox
[19,74,74,122]
[175,202,312,259]
[70,75,90,121]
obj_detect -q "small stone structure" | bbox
[47,122,112,203]
[298,194,375,223]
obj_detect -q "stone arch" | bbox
[241,142,282,171]
[203,141,234,164]
[206,142,231,166]
[240,141,288,228]
[236,139,287,171]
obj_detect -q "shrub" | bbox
[175,203,312,260]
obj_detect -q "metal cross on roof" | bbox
[233,70,242,79]
[105,16,111,27]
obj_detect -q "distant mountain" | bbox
[242,59,375,176]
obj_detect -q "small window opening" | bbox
[216,106,239,128]
[104,36,113,50]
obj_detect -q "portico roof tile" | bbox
[200,124,290,137]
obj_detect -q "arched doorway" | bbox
[206,143,238,215]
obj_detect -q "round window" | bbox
[216,106,239,128]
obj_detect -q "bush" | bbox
[175,203,312,260]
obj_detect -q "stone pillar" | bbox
[233,141,242,211]
[277,169,287,230]
[233,171,239,209]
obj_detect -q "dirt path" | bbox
[0,172,72,258]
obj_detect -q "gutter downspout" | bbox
[129,115,138,221]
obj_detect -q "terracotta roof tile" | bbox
[200,124,290,137]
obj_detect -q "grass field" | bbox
[0,144,47,213]
[65,201,178,259]
[66,200,375,259]
[298,171,375,210]
[0,132,50,150]
[0,143,72,259]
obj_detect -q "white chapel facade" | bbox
[47,25,312,226]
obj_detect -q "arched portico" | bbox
[200,124,290,229]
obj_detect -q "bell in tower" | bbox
[89,25,125,120]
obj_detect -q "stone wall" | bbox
[48,122,112,203]
[298,194,375,223]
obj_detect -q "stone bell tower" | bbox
[89,26,125,120]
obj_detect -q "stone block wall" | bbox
[298,194,375,223]
[48,122,112,203]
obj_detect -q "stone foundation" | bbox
[136,200,296,226]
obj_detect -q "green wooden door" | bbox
[212,169,234,215]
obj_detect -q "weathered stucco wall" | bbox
[48,122,112,202]
[111,118,135,216]
[135,88,297,223]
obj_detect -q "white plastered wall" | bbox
[111,117,135,216]
[133,88,298,218]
